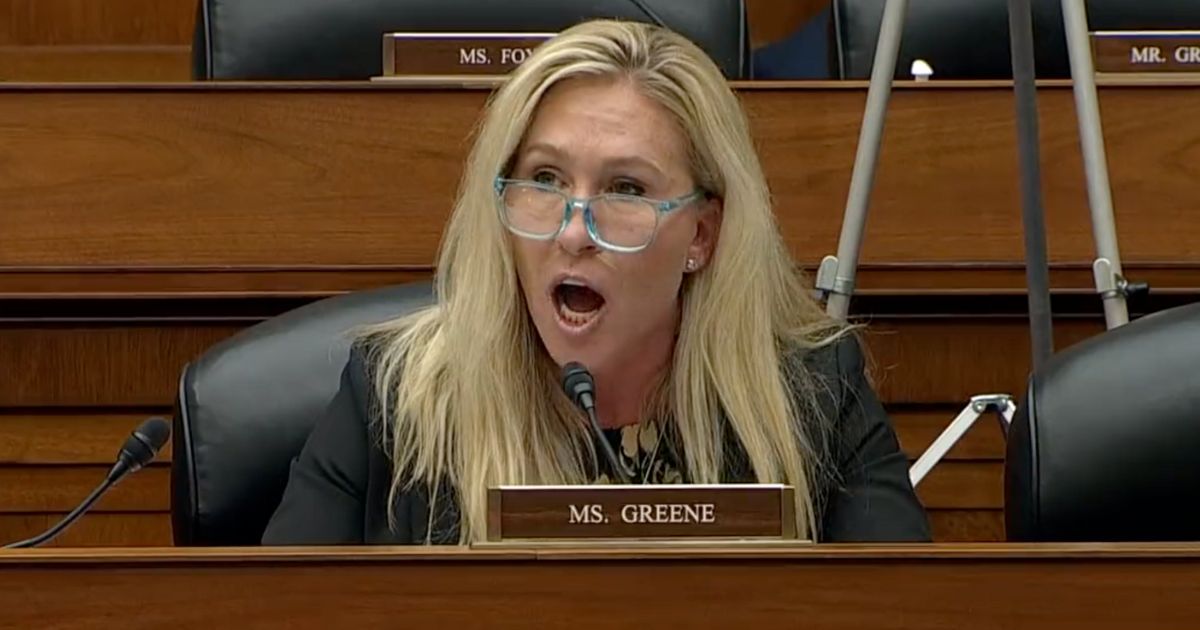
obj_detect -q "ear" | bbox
[686,196,722,272]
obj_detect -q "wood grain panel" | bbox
[929,509,1004,542]
[0,465,168,512]
[0,412,172,464]
[892,407,1006,461]
[0,324,241,406]
[0,0,194,45]
[0,316,1099,407]
[7,546,1200,629]
[1,0,824,48]
[1,84,1197,271]
[0,45,190,81]
[865,317,1103,404]
[0,512,171,547]
[917,463,1002,510]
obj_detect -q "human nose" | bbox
[555,199,598,256]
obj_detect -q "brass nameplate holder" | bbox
[1092,31,1200,76]
[483,484,802,546]
[376,32,555,83]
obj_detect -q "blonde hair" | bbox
[363,19,844,543]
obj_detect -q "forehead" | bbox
[521,77,688,166]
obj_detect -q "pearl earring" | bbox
[685,258,698,272]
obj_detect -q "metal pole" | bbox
[1061,0,1129,328]
[1007,0,1055,370]
[820,0,910,319]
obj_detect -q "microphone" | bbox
[5,417,171,549]
[561,362,634,484]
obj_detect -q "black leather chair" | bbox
[1006,302,1200,541]
[833,0,1200,79]
[192,0,750,80]
[172,283,433,545]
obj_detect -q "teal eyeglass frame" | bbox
[493,177,706,253]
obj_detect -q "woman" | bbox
[263,20,929,545]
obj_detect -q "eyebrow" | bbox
[519,142,668,180]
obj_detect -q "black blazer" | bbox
[262,337,931,544]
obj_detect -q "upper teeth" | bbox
[561,279,587,287]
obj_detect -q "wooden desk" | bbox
[1,80,1197,546]
[1,544,1197,628]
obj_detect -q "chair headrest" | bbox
[194,0,750,80]
[1006,302,1200,541]
[172,283,433,545]
[834,0,1200,79]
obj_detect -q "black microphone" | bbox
[5,417,171,549]
[561,362,634,484]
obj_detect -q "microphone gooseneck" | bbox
[561,362,634,485]
[5,417,171,549]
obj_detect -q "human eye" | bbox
[531,169,564,189]
[608,178,646,197]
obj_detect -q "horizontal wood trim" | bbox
[4,263,1200,299]
[0,317,1102,406]
[0,412,172,464]
[1,85,1198,271]
[0,267,431,298]
[0,465,168,513]
[0,512,171,547]
[0,0,194,46]
[917,462,1002,510]
[0,406,991,466]
[0,45,190,82]
[0,510,1001,547]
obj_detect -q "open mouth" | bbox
[553,279,606,329]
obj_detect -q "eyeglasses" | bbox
[494,177,705,253]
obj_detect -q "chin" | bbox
[533,311,613,372]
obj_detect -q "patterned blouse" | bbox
[594,418,685,485]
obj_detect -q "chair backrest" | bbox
[833,0,1200,79]
[1006,302,1200,541]
[192,0,750,80]
[172,283,433,545]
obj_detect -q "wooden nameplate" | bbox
[375,32,555,83]
[484,484,803,545]
[1093,31,1200,77]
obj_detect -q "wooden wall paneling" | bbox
[2,85,1198,274]
[0,45,191,82]
[929,510,1004,542]
[916,462,1002,510]
[0,0,194,82]
[0,316,1104,407]
[0,513,172,547]
[0,0,194,46]
[865,317,1104,404]
[0,313,1055,545]
[0,411,172,464]
[0,465,168,512]
[0,0,825,50]
[0,324,242,407]
[892,407,1006,461]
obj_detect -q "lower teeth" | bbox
[559,302,597,325]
